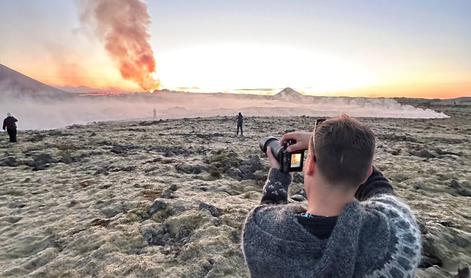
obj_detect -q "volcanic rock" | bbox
[199,202,222,217]
[410,148,436,158]
[0,156,19,167]
[148,199,167,216]
[25,153,56,170]
[291,194,305,202]
[175,162,205,174]
[142,225,169,246]
[450,180,471,197]
[455,266,470,278]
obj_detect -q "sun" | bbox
[157,42,378,93]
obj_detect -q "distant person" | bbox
[153,108,157,119]
[242,115,421,277]
[236,112,244,136]
[3,113,18,143]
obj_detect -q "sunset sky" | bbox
[0,0,470,98]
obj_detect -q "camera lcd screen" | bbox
[290,153,302,168]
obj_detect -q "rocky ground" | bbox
[0,105,470,277]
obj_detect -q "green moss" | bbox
[209,170,222,179]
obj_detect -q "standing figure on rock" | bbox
[236,112,244,136]
[3,113,18,143]
[242,115,422,277]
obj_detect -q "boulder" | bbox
[0,156,19,167]
[410,148,436,159]
[455,266,470,278]
[199,202,222,217]
[175,163,205,174]
[148,200,167,216]
[142,226,169,246]
[291,194,305,202]
[449,180,471,197]
[26,153,56,171]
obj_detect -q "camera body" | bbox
[259,137,304,172]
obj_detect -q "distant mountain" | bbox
[273,87,305,100]
[0,64,69,98]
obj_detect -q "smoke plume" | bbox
[80,0,159,91]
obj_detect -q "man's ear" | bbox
[305,154,316,176]
[367,165,373,177]
[361,165,374,184]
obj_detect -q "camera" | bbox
[259,137,304,172]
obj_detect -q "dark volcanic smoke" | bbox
[80,0,159,91]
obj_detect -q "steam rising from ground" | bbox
[1,92,448,130]
[79,0,159,91]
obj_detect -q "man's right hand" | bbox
[281,131,311,152]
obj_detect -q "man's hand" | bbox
[266,147,280,169]
[281,131,311,152]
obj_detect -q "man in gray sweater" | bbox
[242,115,421,277]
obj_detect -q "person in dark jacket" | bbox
[236,112,244,136]
[242,115,421,277]
[3,113,18,143]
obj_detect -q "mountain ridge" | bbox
[0,64,70,98]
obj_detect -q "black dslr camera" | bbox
[259,137,304,172]
[259,119,326,173]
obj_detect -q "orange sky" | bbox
[19,60,470,99]
[7,54,470,99]
[1,1,470,99]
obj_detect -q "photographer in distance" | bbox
[242,115,421,277]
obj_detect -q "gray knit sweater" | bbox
[242,169,422,278]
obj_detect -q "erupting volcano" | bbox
[80,0,159,91]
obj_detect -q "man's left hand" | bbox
[266,146,280,169]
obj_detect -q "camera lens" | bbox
[259,136,283,159]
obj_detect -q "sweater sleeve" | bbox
[260,168,292,204]
[355,167,394,201]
